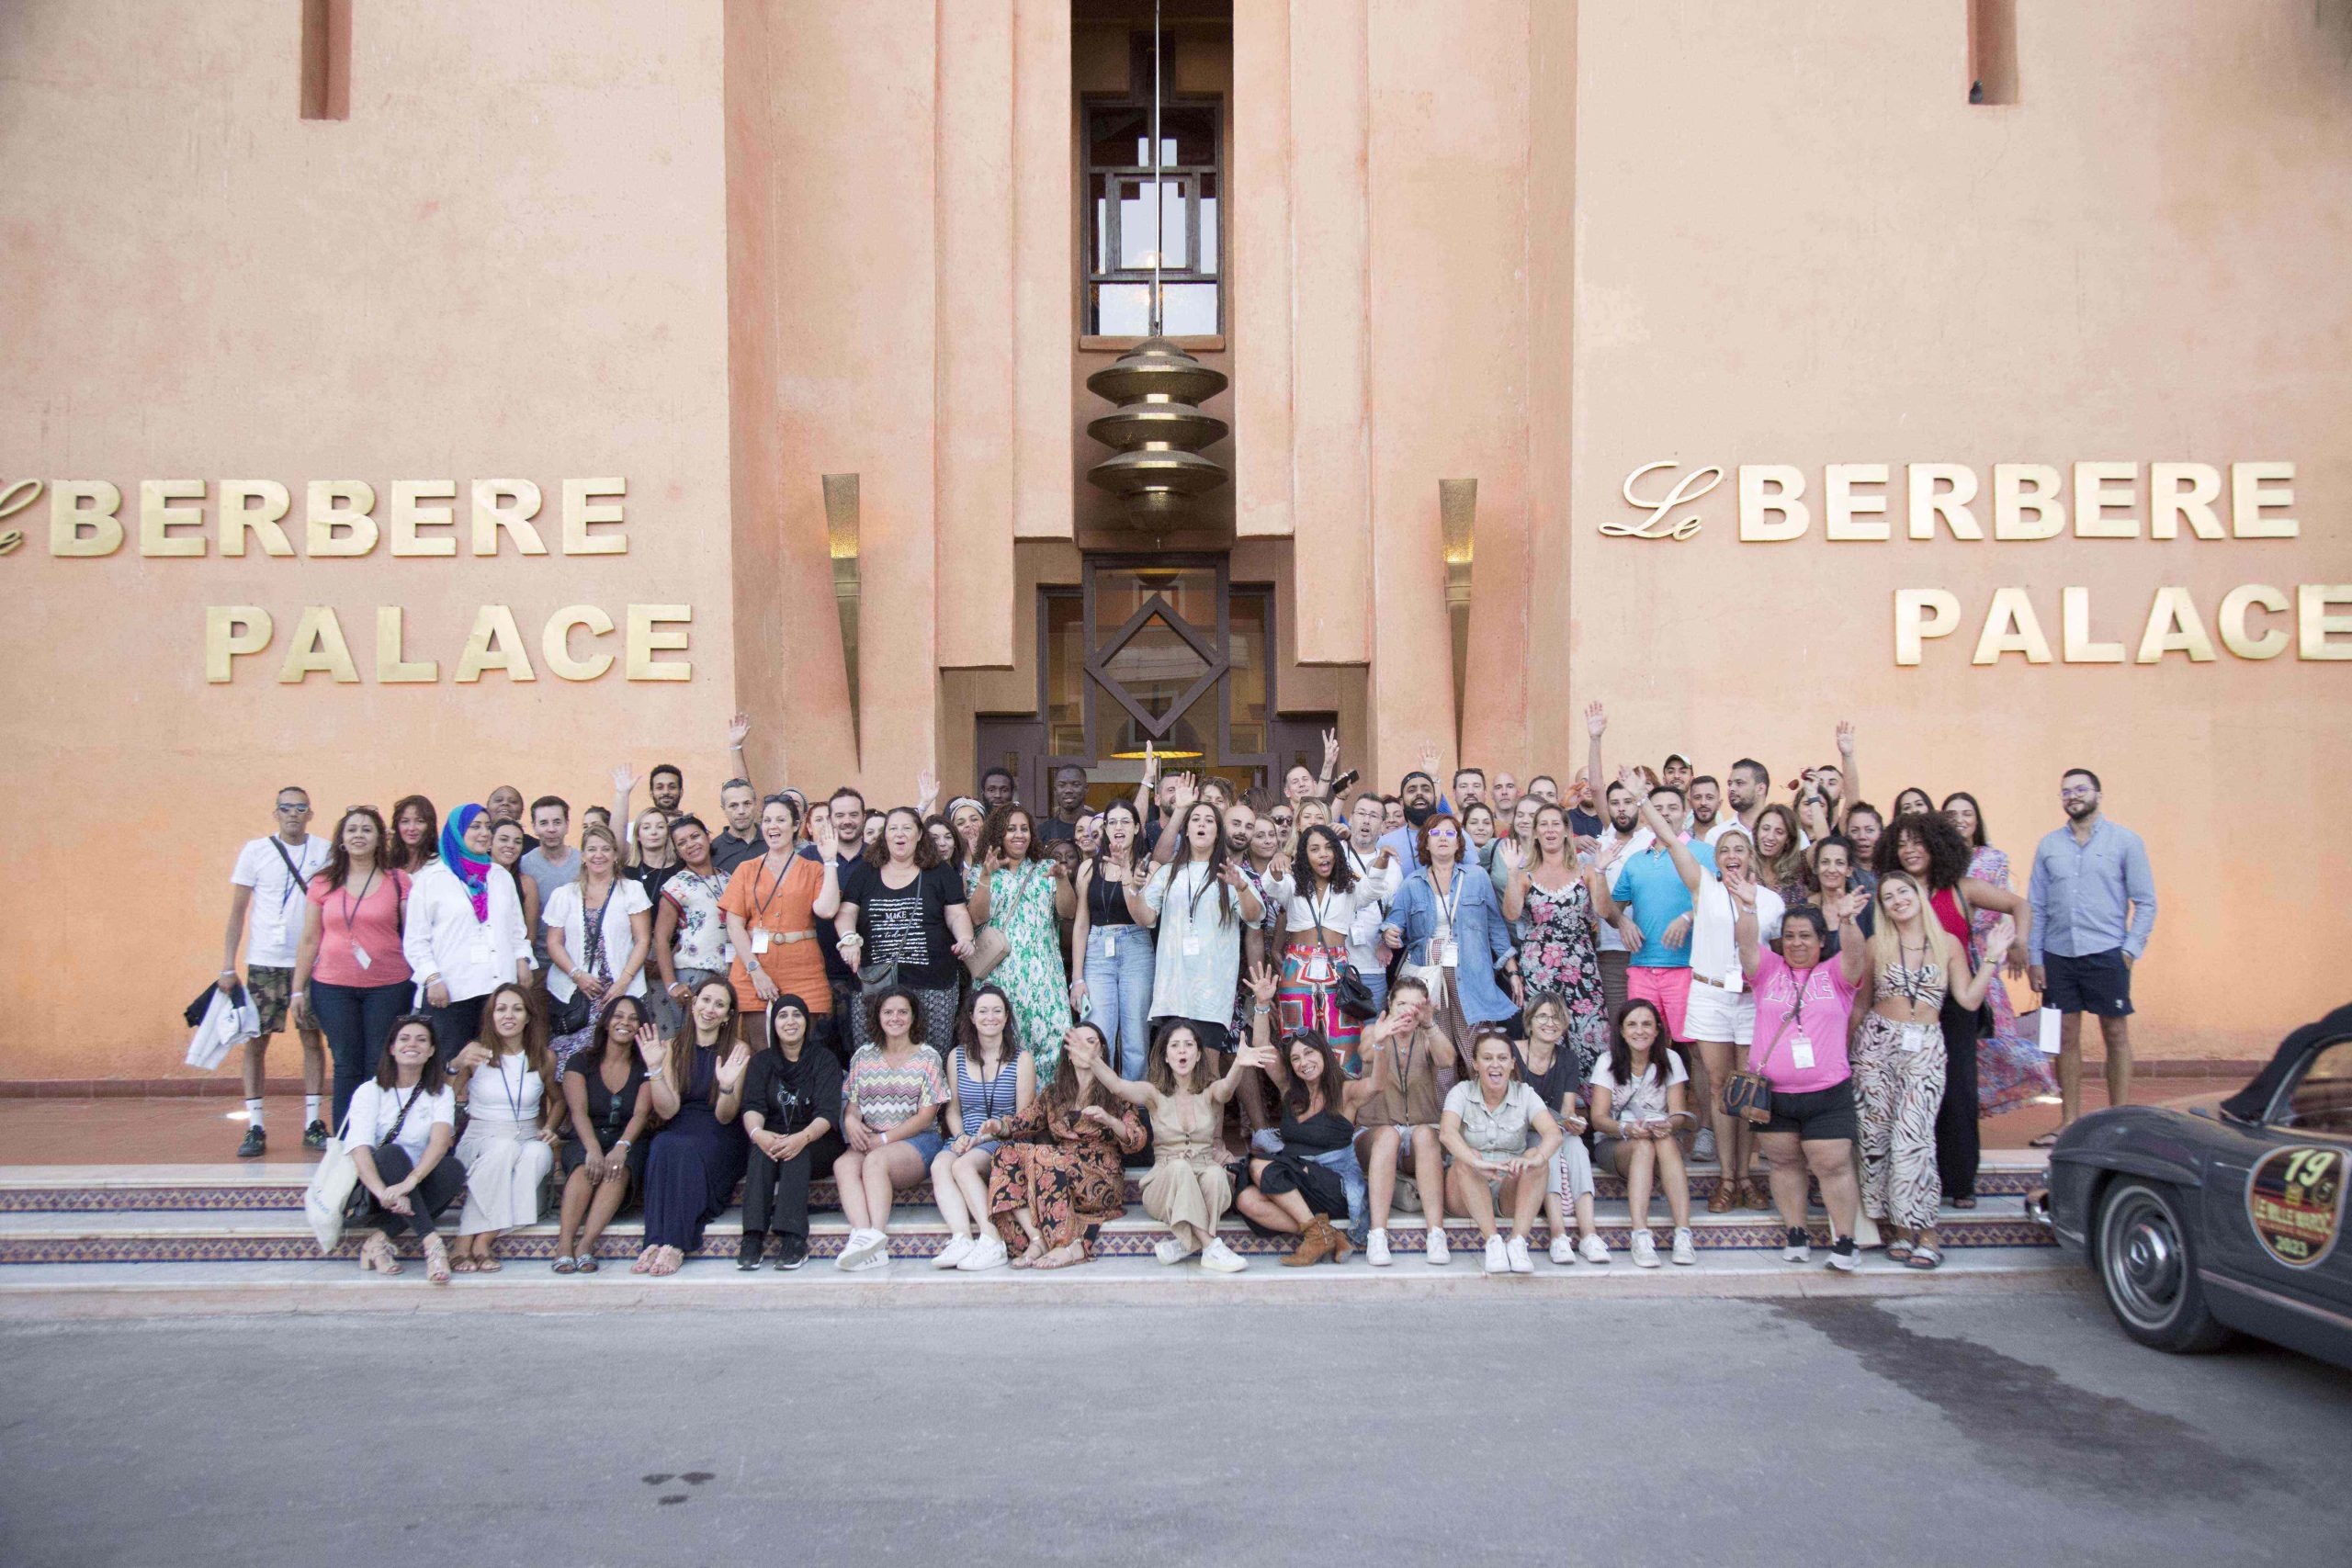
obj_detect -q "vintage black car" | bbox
[2030,1003,2352,1369]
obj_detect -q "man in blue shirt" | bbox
[2028,768,2157,1137]
[1604,771,1716,1046]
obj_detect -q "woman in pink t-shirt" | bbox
[1733,883,1869,1271]
[291,806,414,1128]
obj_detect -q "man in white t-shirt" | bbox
[222,786,334,1156]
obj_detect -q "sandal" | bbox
[474,1252,504,1272]
[1885,1237,1915,1263]
[1035,1244,1086,1270]
[550,1255,578,1275]
[424,1235,452,1285]
[1707,1181,1737,1214]
[630,1246,658,1274]
[360,1235,402,1275]
[1904,1243,1944,1270]
[1741,1182,1772,1212]
[574,1253,600,1274]
[450,1254,480,1274]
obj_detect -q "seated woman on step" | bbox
[1236,964,1391,1266]
[929,986,1035,1272]
[971,1021,1145,1269]
[1083,1018,1272,1273]
[448,982,563,1273]
[552,994,651,1272]
[634,977,752,1277]
[346,1015,465,1285]
[831,987,950,1272]
[1587,998,1699,1268]
[1441,1025,1566,1276]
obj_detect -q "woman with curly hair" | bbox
[1872,810,2032,1210]
[967,804,1077,1082]
[1940,792,2056,1121]
[973,1021,1144,1269]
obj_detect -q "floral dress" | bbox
[1968,844,2056,1114]
[1518,873,1609,1079]
[985,1096,1146,1253]
[986,864,1074,1085]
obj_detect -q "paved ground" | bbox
[3,1279,2346,1567]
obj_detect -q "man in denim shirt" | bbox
[2029,768,2157,1136]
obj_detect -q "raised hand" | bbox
[635,1023,667,1077]
[716,1042,752,1094]
[1170,772,1198,809]
[1585,700,1607,739]
[1835,719,1856,758]
[915,769,940,813]
[1141,740,1160,788]
[983,846,1006,876]
[1616,763,1645,797]
[611,765,640,795]
[728,711,752,749]
[1497,837,1527,874]
[1321,728,1340,773]
[1248,960,1279,1007]
[451,1042,492,1074]
[812,814,839,857]
[1419,740,1442,778]
[1237,1041,1278,1073]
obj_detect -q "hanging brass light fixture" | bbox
[1084,0,1228,524]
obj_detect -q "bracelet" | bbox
[612,1139,631,1150]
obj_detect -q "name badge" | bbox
[751,930,770,955]
[1898,1022,1933,1055]
[1181,935,1204,959]
[1722,968,1744,996]
[1435,938,1459,967]
[353,945,373,971]
[719,940,736,964]
[1790,1033,1815,1071]
[1101,928,1119,958]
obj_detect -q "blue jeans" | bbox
[1304,1142,1368,1235]
[308,978,411,1128]
[1083,923,1156,1080]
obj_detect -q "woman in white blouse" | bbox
[347,1015,464,1284]
[544,822,652,1056]
[447,983,563,1271]
[1129,796,1262,1060]
[400,803,533,1066]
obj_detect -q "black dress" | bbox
[560,1052,650,1191]
[1245,1103,1353,1232]
[640,1047,750,1253]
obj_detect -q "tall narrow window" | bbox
[1081,42,1223,337]
[301,0,352,121]
[1967,0,2017,105]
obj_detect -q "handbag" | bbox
[1333,964,1379,1021]
[858,960,902,992]
[962,926,1009,981]
[1721,1011,1794,1126]
[304,1111,360,1251]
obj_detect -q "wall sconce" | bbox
[1439,478,1476,757]
[821,473,862,760]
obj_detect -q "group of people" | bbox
[216,708,2156,1282]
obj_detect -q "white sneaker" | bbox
[1153,1237,1190,1266]
[1781,1228,1812,1264]
[1670,1227,1698,1266]
[1483,1235,1510,1274]
[955,1233,1009,1271]
[836,1229,890,1271]
[1548,1234,1576,1265]
[1366,1228,1393,1268]
[1201,1237,1248,1273]
[1691,1127,1717,1163]
[1425,1227,1451,1266]
[1631,1229,1660,1268]
[1579,1233,1611,1265]
[1506,1236,1534,1274]
[933,1235,975,1270]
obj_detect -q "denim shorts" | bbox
[900,1129,947,1165]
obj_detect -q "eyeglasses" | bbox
[2059,786,2097,798]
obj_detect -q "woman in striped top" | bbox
[831,987,950,1272]
[930,986,1036,1272]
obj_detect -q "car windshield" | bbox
[2277,1041,2352,1137]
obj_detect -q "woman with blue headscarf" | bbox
[401,802,535,1064]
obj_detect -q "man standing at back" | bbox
[2029,768,2156,1137]
[710,777,765,874]
[518,795,581,981]
[1037,763,1090,843]
[220,786,333,1156]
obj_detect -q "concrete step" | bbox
[0,1153,2051,1214]
[0,1192,2052,1266]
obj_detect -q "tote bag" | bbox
[304,1111,360,1253]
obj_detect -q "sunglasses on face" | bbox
[277,803,311,813]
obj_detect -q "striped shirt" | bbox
[842,1044,947,1131]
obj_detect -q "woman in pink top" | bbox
[291,806,414,1127]
[1733,883,1868,1272]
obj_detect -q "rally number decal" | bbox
[2246,1145,2346,1269]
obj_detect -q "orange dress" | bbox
[718,854,831,1013]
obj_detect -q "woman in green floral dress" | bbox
[967,806,1078,1084]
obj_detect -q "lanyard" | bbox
[337,866,379,935]
[494,1053,530,1122]
[267,837,310,913]
[1428,867,1462,937]
[746,857,792,926]
[1306,884,1337,934]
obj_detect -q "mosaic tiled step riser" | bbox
[0,1168,2045,1214]
[0,1218,2055,1267]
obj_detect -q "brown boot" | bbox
[1328,1220,1355,1265]
[1282,1215,1337,1268]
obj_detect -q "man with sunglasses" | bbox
[221,787,333,1156]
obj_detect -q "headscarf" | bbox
[439,803,492,923]
[766,993,813,1054]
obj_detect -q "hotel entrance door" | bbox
[974,556,1331,813]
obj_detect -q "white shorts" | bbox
[1683,979,1757,1045]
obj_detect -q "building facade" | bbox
[2,0,2346,1081]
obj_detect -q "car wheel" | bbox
[2095,1179,2233,1354]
